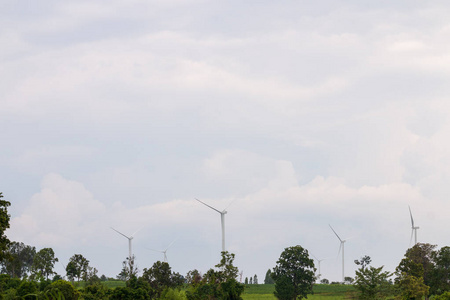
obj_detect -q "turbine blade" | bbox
[165,238,177,251]
[110,227,130,239]
[195,198,222,214]
[337,242,342,259]
[131,226,144,237]
[329,224,343,242]
[223,198,237,212]
[409,206,415,228]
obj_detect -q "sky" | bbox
[1,0,450,283]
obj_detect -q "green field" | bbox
[100,281,355,299]
[242,284,355,300]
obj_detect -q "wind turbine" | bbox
[147,239,177,263]
[195,198,229,252]
[111,227,142,259]
[329,224,347,283]
[409,206,420,246]
[311,254,328,282]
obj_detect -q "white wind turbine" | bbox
[329,224,348,283]
[311,254,328,282]
[409,206,420,246]
[147,239,177,263]
[111,227,142,259]
[195,198,230,252]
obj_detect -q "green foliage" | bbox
[17,280,38,297]
[264,270,275,284]
[0,193,11,263]
[142,261,183,299]
[272,245,316,300]
[44,280,81,300]
[81,282,110,300]
[433,291,450,300]
[32,248,58,280]
[430,246,450,295]
[1,241,36,278]
[186,252,244,300]
[394,274,429,300]
[186,270,202,286]
[353,257,392,299]
[109,286,149,300]
[159,288,188,300]
[117,255,138,281]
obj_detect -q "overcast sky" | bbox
[1,0,450,283]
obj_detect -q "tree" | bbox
[265,269,275,284]
[32,248,58,280]
[272,245,316,300]
[320,278,329,284]
[66,254,89,283]
[397,243,436,287]
[186,269,202,286]
[117,255,138,281]
[1,241,36,278]
[249,277,253,284]
[185,251,244,300]
[395,274,429,300]
[394,243,438,299]
[353,256,392,299]
[142,261,183,298]
[0,193,11,262]
[253,274,258,285]
[430,246,450,295]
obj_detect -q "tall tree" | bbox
[430,246,450,295]
[1,241,36,278]
[0,193,11,262]
[32,248,58,280]
[117,255,138,281]
[353,256,392,299]
[272,245,316,300]
[142,261,184,298]
[253,274,258,285]
[66,254,89,283]
[264,269,275,284]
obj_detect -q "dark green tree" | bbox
[186,251,244,300]
[0,193,11,262]
[353,256,392,299]
[430,246,450,295]
[272,245,316,300]
[186,269,202,286]
[264,269,275,284]
[142,261,183,298]
[394,243,436,299]
[244,277,248,285]
[1,241,36,278]
[253,274,258,285]
[31,248,58,280]
[66,254,89,283]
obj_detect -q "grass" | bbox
[101,280,126,288]
[242,284,356,300]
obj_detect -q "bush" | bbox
[17,280,38,297]
[44,280,81,300]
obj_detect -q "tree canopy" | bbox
[272,245,316,300]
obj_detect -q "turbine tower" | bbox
[196,198,228,252]
[409,206,420,245]
[329,224,347,283]
[111,227,141,259]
